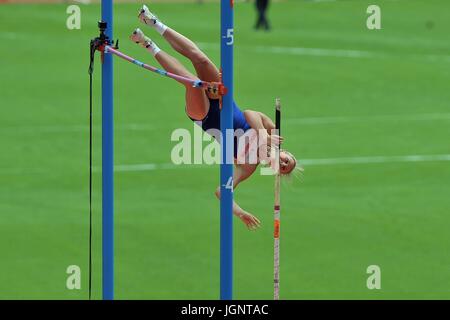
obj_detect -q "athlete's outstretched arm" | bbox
[215,163,261,230]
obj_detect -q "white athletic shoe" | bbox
[138,4,158,26]
[129,28,153,48]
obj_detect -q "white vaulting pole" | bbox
[274,98,281,300]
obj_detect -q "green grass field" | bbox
[1,0,450,299]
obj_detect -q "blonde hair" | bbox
[280,149,302,175]
[260,148,304,181]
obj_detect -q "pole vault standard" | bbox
[98,0,234,300]
[101,0,114,300]
[220,0,234,300]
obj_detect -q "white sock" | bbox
[145,40,161,57]
[152,19,168,35]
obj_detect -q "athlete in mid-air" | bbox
[130,4,299,230]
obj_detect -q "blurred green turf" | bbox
[0,0,450,299]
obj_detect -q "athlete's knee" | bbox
[190,48,209,65]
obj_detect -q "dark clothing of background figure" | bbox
[255,0,270,30]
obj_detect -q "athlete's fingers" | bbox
[269,135,283,148]
[250,220,260,230]
[242,214,261,231]
[248,219,258,231]
[250,215,261,225]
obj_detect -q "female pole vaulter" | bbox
[130,4,300,230]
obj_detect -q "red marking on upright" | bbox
[274,220,280,238]
[230,0,234,9]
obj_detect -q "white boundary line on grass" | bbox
[197,42,450,62]
[2,154,450,175]
[299,154,450,166]
[285,113,450,125]
[2,31,450,61]
[0,123,158,134]
[110,154,450,172]
[2,113,450,134]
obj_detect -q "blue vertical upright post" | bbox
[101,0,114,300]
[220,0,234,300]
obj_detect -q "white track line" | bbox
[0,168,47,175]
[3,113,450,134]
[285,113,450,125]
[300,154,450,166]
[2,154,450,176]
[110,154,450,172]
[255,45,379,59]
[108,163,207,173]
[0,123,158,134]
[197,42,450,62]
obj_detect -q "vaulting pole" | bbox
[274,98,281,300]
[101,0,114,300]
[220,0,234,300]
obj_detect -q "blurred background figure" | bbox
[255,0,270,31]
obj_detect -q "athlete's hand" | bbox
[261,134,284,160]
[206,82,224,100]
[238,211,261,231]
[269,134,284,146]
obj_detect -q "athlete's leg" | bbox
[155,53,210,121]
[138,5,220,83]
[130,29,209,120]
[162,28,220,83]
